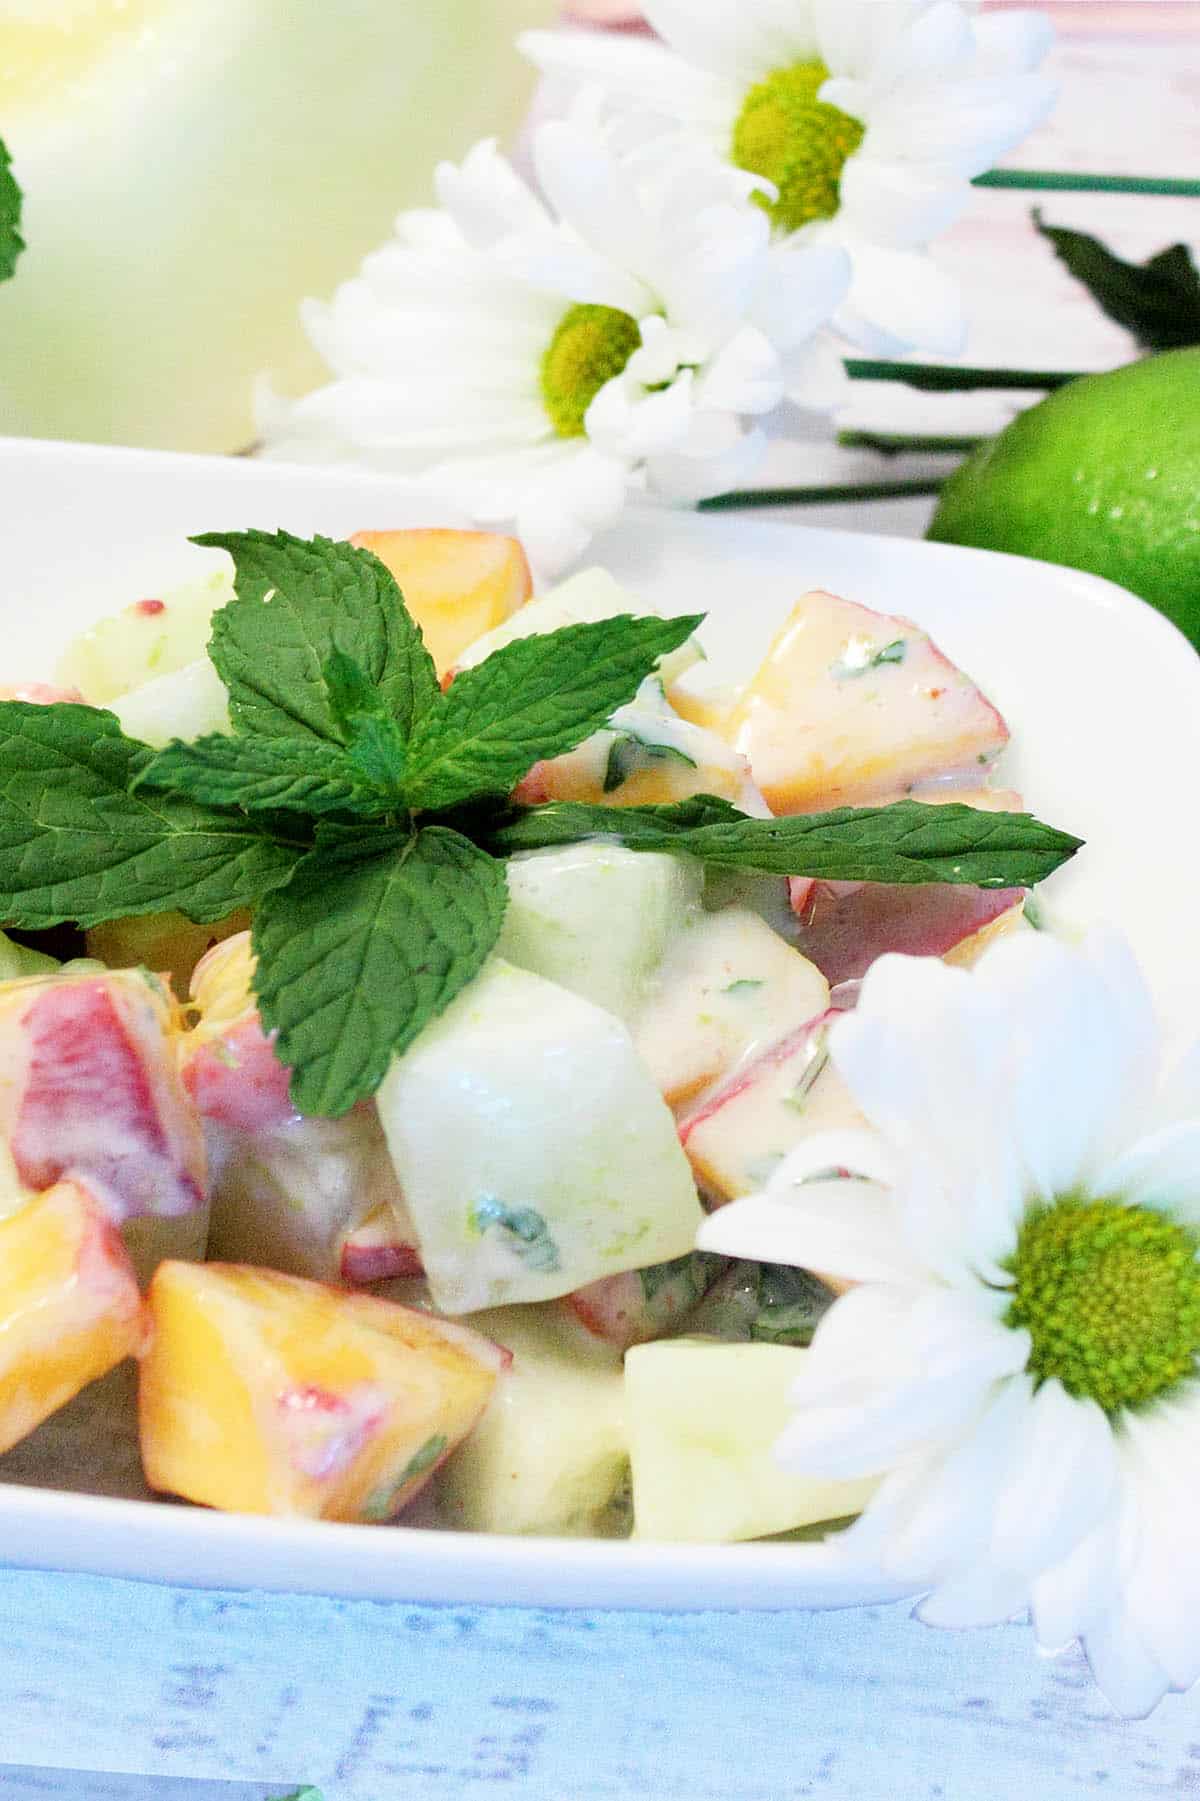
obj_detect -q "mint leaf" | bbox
[472,1197,561,1272]
[252,823,507,1116]
[401,613,703,811]
[0,136,22,283]
[323,650,409,797]
[1034,210,1200,352]
[134,734,369,816]
[200,530,440,745]
[488,797,1081,888]
[0,702,302,927]
[603,729,697,794]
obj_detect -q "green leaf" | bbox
[471,1198,561,1273]
[322,650,410,797]
[0,702,303,927]
[0,136,23,283]
[252,823,507,1117]
[401,613,704,812]
[200,530,440,745]
[133,733,369,816]
[603,728,697,793]
[1033,210,1200,351]
[488,797,1082,888]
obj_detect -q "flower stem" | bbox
[844,359,1081,392]
[975,169,1200,198]
[698,478,946,512]
[837,429,986,457]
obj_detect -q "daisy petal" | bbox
[833,241,966,356]
[988,1378,1116,1579]
[697,1180,922,1285]
[642,0,800,85]
[1082,1610,1172,1720]
[519,28,735,134]
[973,10,1057,75]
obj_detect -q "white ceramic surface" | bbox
[1,435,1197,1611]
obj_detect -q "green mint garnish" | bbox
[0,136,22,284]
[0,702,302,928]
[486,797,1082,889]
[0,530,1083,1118]
[834,637,908,679]
[400,611,702,812]
[199,529,442,745]
[472,1198,561,1272]
[1033,209,1200,353]
[749,1264,834,1346]
[603,728,698,794]
[252,824,507,1118]
[723,978,764,996]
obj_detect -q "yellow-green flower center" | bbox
[731,59,865,234]
[1005,1197,1200,1414]
[540,302,642,439]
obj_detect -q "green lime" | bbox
[927,348,1200,646]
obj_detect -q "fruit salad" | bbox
[0,525,1079,1542]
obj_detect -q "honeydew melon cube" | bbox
[498,843,702,1024]
[626,1337,879,1543]
[0,931,57,982]
[435,1303,628,1536]
[57,569,234,704]
[376,959,702,1314]
[111,656,230,748]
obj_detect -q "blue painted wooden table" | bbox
[4,1567,1200,1798]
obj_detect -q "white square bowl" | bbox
[1,436,1197,1610]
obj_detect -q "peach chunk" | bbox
[139,1262,507,1521]
[0,967,205,1223]
[349,529,532,677]
[0,1179,145,1454]
[727,591,1009,814]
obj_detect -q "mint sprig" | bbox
[0,136,22,284]
[401,611,703,810]
[253,825,506,1116]
[0,531,1083,1116]
[200,529,441,744]
[486,798,1081,888]
[0,702,302,927]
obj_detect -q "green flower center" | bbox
[731,59,865,234]
[540,302,642,439]
[1005,1196,1200,1414]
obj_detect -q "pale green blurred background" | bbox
[0,0,553,452]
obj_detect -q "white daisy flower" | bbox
[698,928,1200,1716]
[259,114,849,575]
[522,0,1056,356]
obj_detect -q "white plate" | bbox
[1,435,1197,1610]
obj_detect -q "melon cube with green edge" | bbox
[497,842,703,1024]
[56,568,234,704]
[138,1260,506,1521]
[434,1303,628,1536]
[452,565,701,687]
[625,1337,879,1543]
[0,930,57,982]
[634,907,829,1107]
[376,958,703,1314]
[111,655,231,748]
[725,590,1009,814]
[348,529,532,677]
[0,1179,145,1456]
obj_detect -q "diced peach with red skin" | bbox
[787,879,1025,987]
[0,969,205,1223]
[727,591,1009,813]
[0,1179,145,1454]
[349,529,532,677]
[139,1261,507,1521]
[339,1203,425,1285]
[183,1014,296,1136]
